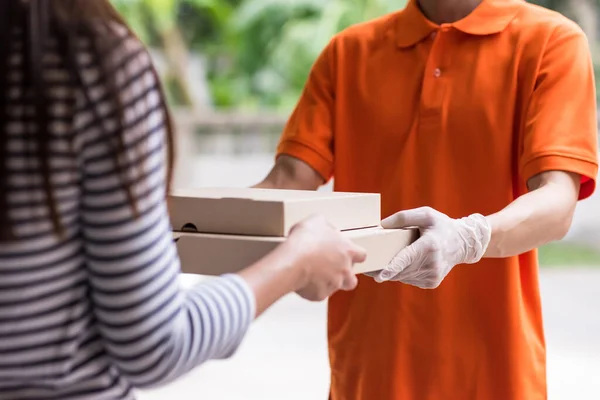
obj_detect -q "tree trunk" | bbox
[160,26,205,109]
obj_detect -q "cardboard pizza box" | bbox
[168,187,381,237]
[173,226,419,276]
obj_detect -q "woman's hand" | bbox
[237,214,365,317]
[286,215,367,301]
[371,207,491,289]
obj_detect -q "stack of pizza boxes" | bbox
[169,188,418,276]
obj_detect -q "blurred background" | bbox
[107,0,600,398]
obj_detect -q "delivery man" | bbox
[254,0,599,398]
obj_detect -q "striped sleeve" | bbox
[77,33,256,387]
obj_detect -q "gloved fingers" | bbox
[389,260,428,283]
[381,207,438,229]
[402,278,435,289]
[376,240,423,282]
[402,276,440,289]
[396,260,448,289]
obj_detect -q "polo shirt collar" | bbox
[396,0,522,48]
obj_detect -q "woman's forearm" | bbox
[484,171,580,258]
[237,241,306,317]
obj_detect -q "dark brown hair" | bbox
[0,0,175,241]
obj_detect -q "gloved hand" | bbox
[370,207,492,289]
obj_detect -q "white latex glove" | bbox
[372,207,492,289]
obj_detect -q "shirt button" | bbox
[430,31,437,39]
[433,68,441,78]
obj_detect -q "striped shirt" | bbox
[0,29,255,399]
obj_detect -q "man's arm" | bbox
[374,170,583,287]
[253,155,324,191]
[484,170,580,258]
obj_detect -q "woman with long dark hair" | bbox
[0,1,365,398]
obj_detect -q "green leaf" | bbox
[143,0,177,32]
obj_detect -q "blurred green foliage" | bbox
[539,242,600,267]
[111,0,600,109]
[111,0,404,110]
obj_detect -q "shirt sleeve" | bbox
[520,23,599,199]
[276,40,337,181]
[77,33,255,388]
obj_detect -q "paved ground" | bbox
[542,269,600,399]
[136,269,600,400]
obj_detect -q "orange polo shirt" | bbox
[276,0,598,399]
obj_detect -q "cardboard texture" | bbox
[174,227,419,276]
[168,187,381,237]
